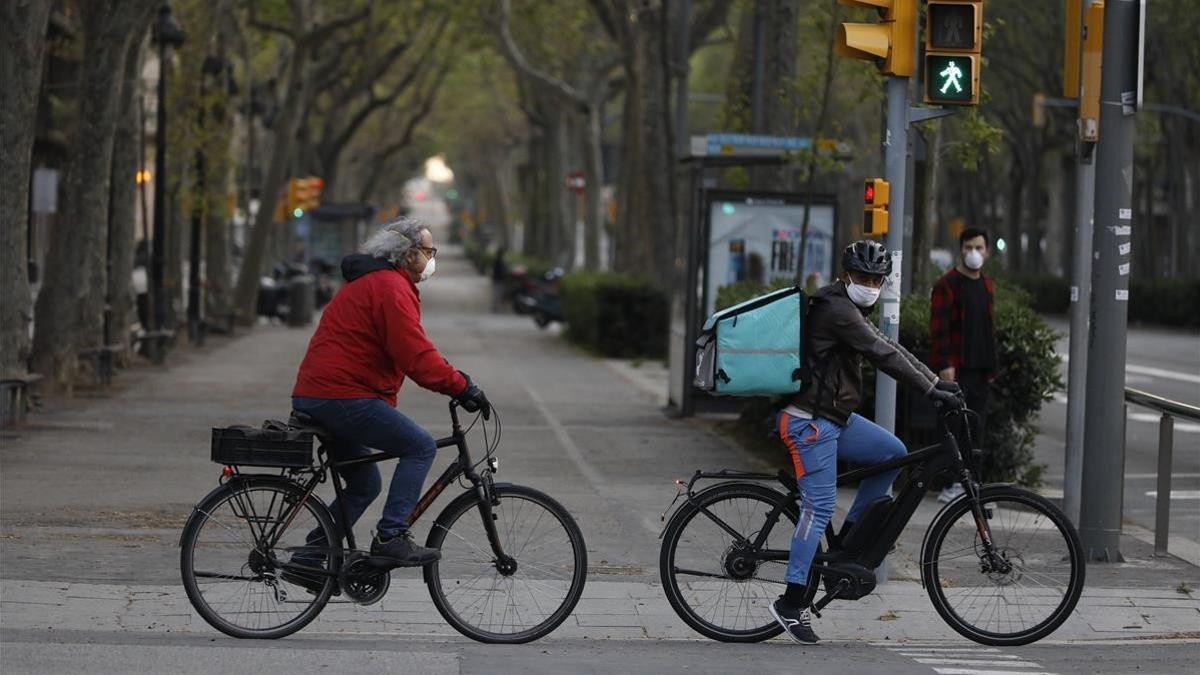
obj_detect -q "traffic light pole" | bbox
[873,75,910,433]
[1063,0,1097,527]
[1080,0,1139,561]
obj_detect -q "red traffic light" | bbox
[865,184,875,202]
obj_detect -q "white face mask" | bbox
[846,282,881,308]
[418,255,436,282]
[964,249,984,270]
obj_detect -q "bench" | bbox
[0,373,44,428]
[132,329,175,364]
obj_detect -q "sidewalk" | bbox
[2,244,1197,645]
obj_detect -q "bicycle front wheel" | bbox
[660,482,808,642]
[922,485,1085,646]
[424,483,587,643]
[180,476,341,639]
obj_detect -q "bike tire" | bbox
[180,476,341,639]
[660,482,814,643]
[921,484,1085,646]
[424,483,587,644]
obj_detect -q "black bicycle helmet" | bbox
[842,240,892,276]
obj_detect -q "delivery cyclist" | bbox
[769,240,962,644]
[290,217,490,577]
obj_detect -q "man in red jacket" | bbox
[291,217,490,569]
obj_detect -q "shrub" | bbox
[714,279,795,311]
[1129,277,1200,328]
[890,282,1060,485]
[561,272,669,358]
[1000,274,1071,315]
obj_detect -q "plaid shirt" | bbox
[929,268,995,375]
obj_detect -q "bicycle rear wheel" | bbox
[921,485,1085,646]
[660,482,812,642]
[180,476,341,639]
[424,483,587,643]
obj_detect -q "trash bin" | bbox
[287,274,316,327]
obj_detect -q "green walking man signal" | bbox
[924,1,983,106]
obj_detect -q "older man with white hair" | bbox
[289,217,490,576]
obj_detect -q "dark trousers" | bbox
[957,368,990,446]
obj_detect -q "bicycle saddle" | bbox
[288,410,333,439]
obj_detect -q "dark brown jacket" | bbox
[792,282,937,425]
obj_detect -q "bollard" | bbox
[287,275,316,327]
[1153,413,1174,556]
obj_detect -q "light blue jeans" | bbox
[292,396,437,540]
[777,412,907,585]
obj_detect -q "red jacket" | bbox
[292,254,467,406]
[929,267,995,376]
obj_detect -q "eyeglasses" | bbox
[848,271,886,288]
[417,246,438,259]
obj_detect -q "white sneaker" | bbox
[937,483,965,504]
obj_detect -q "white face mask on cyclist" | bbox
[846,282,881,308]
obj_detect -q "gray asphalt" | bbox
[1037,317,1200,543]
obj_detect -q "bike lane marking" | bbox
[871,641,1058,675]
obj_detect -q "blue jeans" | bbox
[777,412,907,585]
[292,397,437,540]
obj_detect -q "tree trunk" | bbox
[0,0,52,379]
[914,121,943,290]
[614,2,677,287]
[232,49,311,325]
[1004,165,1025,273]
[107,32,150,360]
[32,0,154,389]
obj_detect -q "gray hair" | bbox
[360,216,428,265]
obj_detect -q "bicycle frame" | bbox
[678,408,982,573]
[228,402,508,581]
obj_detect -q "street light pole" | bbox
[873,75,909,433]
[151,3,184,352]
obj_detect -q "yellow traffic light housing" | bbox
[863,178,890,236]
[1064,0,1105,142]
[303,176,324,212]
[923,0,984,106]
[835,0,917,77]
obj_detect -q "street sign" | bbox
[925,55,975,104]
[564,171,585,194]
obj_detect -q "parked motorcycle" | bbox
[515,267,565,329]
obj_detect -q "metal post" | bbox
[1154,413,1174,555]
[1079,0,1139,562]
[873,75,909,433]
[151,27,168,333]
[187,70,206,346]
[1063,0,1097,528]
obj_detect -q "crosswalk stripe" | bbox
[931,670,1057,675]
[916,658,1042,667]
[902,653,1021,659]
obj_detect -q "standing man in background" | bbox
[930,227,997,503]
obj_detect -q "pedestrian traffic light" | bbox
[834,0,917,77]
[1063,0,1105,142]
[924,1,983,106]
[863,178,890,236]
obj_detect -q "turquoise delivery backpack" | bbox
[693,286,808,397]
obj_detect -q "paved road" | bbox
[1035,317,1200,548]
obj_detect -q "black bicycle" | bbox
[659,406,1085,646]
[180,401,587,643]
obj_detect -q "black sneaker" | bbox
[769,598,820,644]
[369,530,440,567]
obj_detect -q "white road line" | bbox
[1146,490,1200,500]
[1058,355,1200,385]
[896,648,1004,654]
[522,382,608,493]
[901,652,1018,658]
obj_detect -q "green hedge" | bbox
[714,279,1060,486]
[1004,273,1200,328]
[561,272,669,358]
